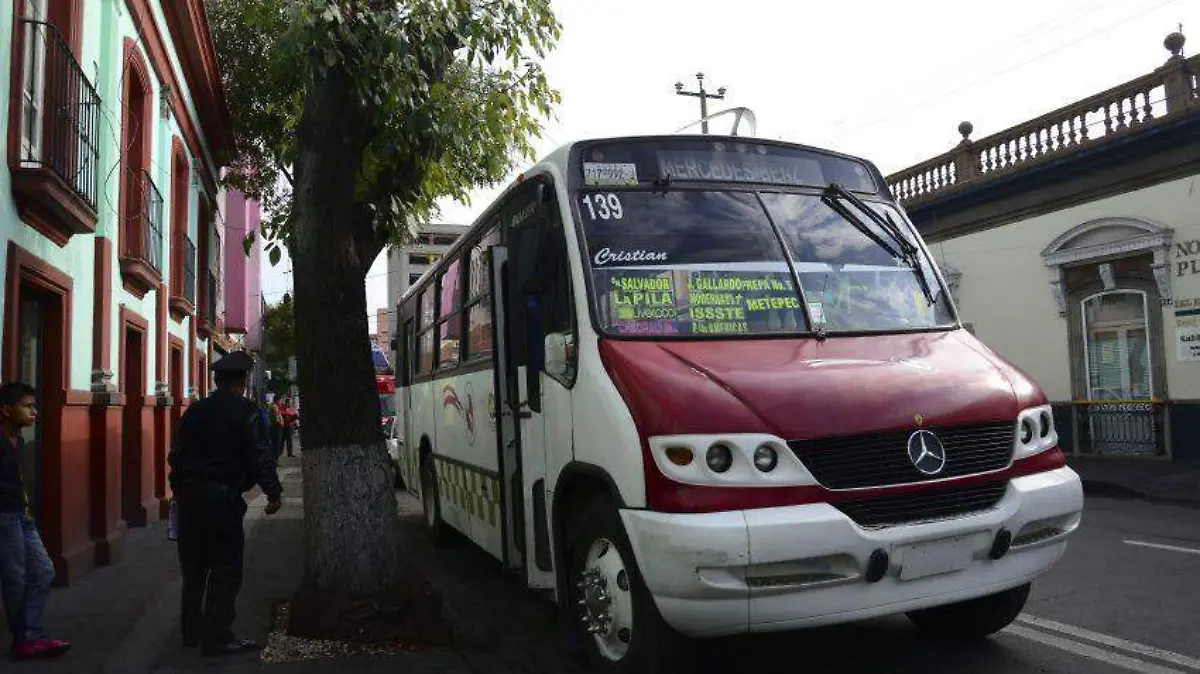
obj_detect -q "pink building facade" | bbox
[222,189,263,347]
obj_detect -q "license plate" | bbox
[898,535,976,581]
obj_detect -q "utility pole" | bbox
[675,72,726,134]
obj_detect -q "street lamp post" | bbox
[675,72,726,134]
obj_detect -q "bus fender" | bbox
[551,462,630,607]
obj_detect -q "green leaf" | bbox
[269,245,282,266]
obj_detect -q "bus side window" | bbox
[399,318,415,386]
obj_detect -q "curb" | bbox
[1081,478,1200,509]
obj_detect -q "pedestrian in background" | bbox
[265,395,284,459]
[279,395,298,458]
[168,352,282,657]
[0,382,69,659]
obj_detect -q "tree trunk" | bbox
[290,62,404,595]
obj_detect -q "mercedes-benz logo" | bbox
[907,430,947,476]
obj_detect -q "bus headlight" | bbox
[647,435,819,487]
[1019,418,1035,444]
[753,444,778,472]
[1014,404,1058,460]
[706,444,734,473]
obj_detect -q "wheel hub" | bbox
[576,568,613,635]
[576,537,634,662]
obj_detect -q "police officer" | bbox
[167,351,283,657]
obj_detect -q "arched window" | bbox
[1081,290,1152,401]
[118,39,161,297]
[168,138,195,317]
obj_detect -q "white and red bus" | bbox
[394,135,1083,673]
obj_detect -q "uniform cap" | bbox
[212,351,255,374]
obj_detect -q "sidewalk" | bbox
[20,446,1194,672]
[0,453,299,673]
[0,496,188,672]
[1068,454,1200,508]
[2,450,473,673]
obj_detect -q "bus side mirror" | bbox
[545,333,568,378]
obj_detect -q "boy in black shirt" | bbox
[0,382,68,658]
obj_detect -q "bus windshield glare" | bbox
[579,189,955,336]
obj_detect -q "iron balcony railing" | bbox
[141,170,164,273]
[183,237,197,305]
[206,272,217,322]
[18,19,101,209]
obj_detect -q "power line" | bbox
[830,0,1184,139]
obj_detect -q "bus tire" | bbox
[906,582,1031,639]
[419,456,448,547]
[567,497,696,674]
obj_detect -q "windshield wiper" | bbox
[820,183,937,306]
[652,174,672,195]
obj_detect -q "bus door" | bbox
[489,245,525,572]
[490,183,562,591]
[398,317,416,491]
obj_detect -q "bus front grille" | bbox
[832,481,1009,527]
[788,422,1014,490]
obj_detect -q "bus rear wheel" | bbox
[567,497,695,674]
[906,582,1031,639]
[419,456,447,546]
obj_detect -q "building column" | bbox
[90,237,126,564]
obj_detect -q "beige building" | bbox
[886,32,1199,461]
[375,307,391,353]
[384,223,470,359]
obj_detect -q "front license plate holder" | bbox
[897,535,976,581]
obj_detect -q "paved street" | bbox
[400,491,1200,674]
[4,464,1197,674]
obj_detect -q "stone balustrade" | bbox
[886,32,1198,206]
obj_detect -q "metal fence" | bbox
[1074,401,1166,457]
[141,170,164,273]
[183,238,196,305]
[18,19,101,209]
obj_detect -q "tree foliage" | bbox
[207,0,562,601]
[208,0,562,266]
[262,294,296,393]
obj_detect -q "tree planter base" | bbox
[286,568,454,647]
[264,589,452,663]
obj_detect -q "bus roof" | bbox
[395,134,884,307]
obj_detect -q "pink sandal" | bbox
[13,639,70,658]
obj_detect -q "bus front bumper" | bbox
[618,466,1083,638]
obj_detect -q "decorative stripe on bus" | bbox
[433,454,502,528]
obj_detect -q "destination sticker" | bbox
[602,270,806,335]
[583,162,639,186]
[807,301,825,324]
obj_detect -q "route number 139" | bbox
[581,193,623,220]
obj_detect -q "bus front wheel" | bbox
[567,497,696,674]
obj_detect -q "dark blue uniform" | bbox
[167,351,281,655]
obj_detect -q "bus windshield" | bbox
[579,189,955,336]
